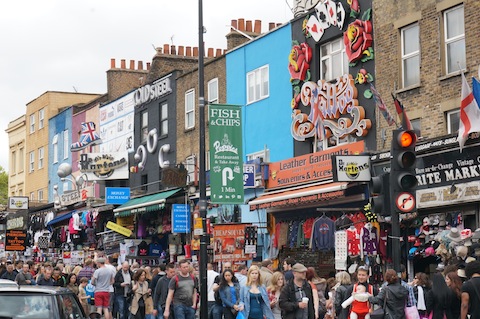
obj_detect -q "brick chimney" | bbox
[107,58,149,101]
[226,18,263,51]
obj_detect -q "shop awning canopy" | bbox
[113,188,182,217]
[249,182,349,211]
[46,211,75,227]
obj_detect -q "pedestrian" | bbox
[259,259,274,287]
[333,271,352,319]
[207,263,220,319]
[426,272,455,319]
[212,261,233,319]
[266,271,285,319]
[307,267,327,318]
[37,268,55,286]
[368,269,408,319]
[78,277,90,317]
[240,265,274,319]
[105,256,118,316]
[52,267,66,287]
[163,259,198,319]
[77,259,96,283]
[1,262,16,281]
[235,264,248,287]
[91,257,115,319]
[219,269,242,319]
[15,263,34,285]
[412,272,430,318]
[445,271,462,319]
[283,257,296,282]
[153,262,176,319]
[279,263,314,319]
[114,261,133,319]
[461,260,480,319]
[130,268,154,319]
[66,273,79,294]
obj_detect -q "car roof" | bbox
[0,279,18,286]
[0,285,73,294]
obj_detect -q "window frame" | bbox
[63,129,69,159]
[401,23,421,88]
[446,109,460,134]
[11,150,16,175]
[185,89,195,130]
[208,78,219,104]
[186,155,196,184]
[52,134,59,163]
[141,110,149,142]
[38,189,44,202]
[29,114,35,134]
[247,65,269,104]
[18,147,24,173]
[160,102,168,137]
[320,38,349,82]
[30,192,34,201]
[39,108,45,129]
[444,5,466,75]
[29,151,35,173]
[38,147,44,169]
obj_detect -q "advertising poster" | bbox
[213,224,251,263]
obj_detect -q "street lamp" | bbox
[54,163,93,210]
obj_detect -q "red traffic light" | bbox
[397,131,416,148]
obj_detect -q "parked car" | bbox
[0,279,19,287]
[0,285,89,319]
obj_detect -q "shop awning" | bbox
[249,182,349,210]
[46,211,74,227]
[114,188,182,217]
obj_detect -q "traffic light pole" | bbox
[390,205,401,272]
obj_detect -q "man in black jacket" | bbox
[153,263,176,319]
[279,263,315,319]
[1,263,16,281]
[113,261,133,319]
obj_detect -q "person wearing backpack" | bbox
[163,259,198,319]
[461,260,480,319]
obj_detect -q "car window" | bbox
[0,294,54,318]
[59,294,84,319]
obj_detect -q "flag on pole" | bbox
[370,84,396,126]
[458,72,480,152]
[392,94,413,130]
[472,76,480,106]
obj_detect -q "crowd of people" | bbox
[1,256,480,319]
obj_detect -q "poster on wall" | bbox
[208,104,244,204]
[213,224,251,263]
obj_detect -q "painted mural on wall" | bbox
[289,0,376,148]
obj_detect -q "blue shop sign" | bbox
[106,187,131,204]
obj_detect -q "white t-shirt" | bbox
[105,264,117,292]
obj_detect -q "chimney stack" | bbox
[186,46,192,56]
[178,45,184,56]
[129,60,135,70]
[238,18,245,31]
[110,58,116,68]
[163,44,170,55]
[137,61,143,70]
[246,20,252,32]
[254,20,261,33]
[146,62,151,70]
[269,22,276,30]
[120,59,126,69]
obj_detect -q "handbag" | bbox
[405,305,420,319]
[370,288,388,319]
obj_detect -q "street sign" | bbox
[243,164,255,187]
[208,104,244,203]
[172,204,191,233]
[395,192,416,212]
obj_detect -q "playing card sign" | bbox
[305,0,346,42]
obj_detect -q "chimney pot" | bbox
[246,20,252,32]
[208,48,214,57]
[178,45,185,56]
[231,19,238,30]
[186,46,192,56]
[110,58,116,68]
[171,45,176,55]
[163,44,170,55]
[215,48,222,57]
[276,23,282,27]
[120,59,126,69]
[269,22,276,30]
[146,62,151,70]
[254,20,261,33]
[193,47,199,57]
[138,61,143,70]
[129,60,135,70]
[238,18,245,31]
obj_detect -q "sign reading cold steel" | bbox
[8,196,29,210]
[268,141,365,189]
[209,104,244,203]
[332,155,371,182]
[5,230,27,251]
[105,187,131,205]
[172,204,191,233]
[133,74,172,107]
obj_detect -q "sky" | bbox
[0,0,294,171]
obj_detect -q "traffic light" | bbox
[369,173,390,215]
[390,129,417,214]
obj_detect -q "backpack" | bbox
[174,274,199,308]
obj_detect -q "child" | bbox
[341,284,371,319]
[78,277,90,316]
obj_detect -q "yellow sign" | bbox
[106,221,132,237]
[194,217,203,236]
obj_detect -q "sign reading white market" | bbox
[133,74,172,107]
[209,104,244,204]
[79,152,129,180]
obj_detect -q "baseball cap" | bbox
[292,263,308,273]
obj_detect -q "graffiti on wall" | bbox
[291,74,371,141]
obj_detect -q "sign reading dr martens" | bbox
[79,152,129,180]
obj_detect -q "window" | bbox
[160,103,168,136]
[52,134,58,163]
[246,149,270,162]
[444,5,466,74]
[320,38,349,81]
[18,147,24,172]
[29,114,35,133]
[11,151,16,175]
[39,108,45,129]
[446,109,460,134]
[38,189,44,202]
[208,78,219,104]
[141,111,149,142]
[411,118,421,136]
[186,155,196,184]
[63,129,69,159]
[29,151,35,172]
[185,90,195,129]
[247,65,269,104]
[63,181,70,192]
[401,23,420,87]
[30,192,34,201]
[38,147,44,169]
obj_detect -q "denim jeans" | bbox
[115,295,129,319]
[156,302,164,319]
[173,304,195,319]
[210,303,223,319]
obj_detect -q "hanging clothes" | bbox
[361,223,378,256]
[335,230,348,270]
[346,226,361,255]
[311,215,335,251]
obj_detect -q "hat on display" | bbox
[456,246,469,259]
[447,228,463,242]
[423,217,431,226]
[439,214,446,227]
[466,257,477,263]
[348,263,358,274]
[436,262,445,272]
[431,215,440,226]
[464,238,473,247]
[425,246,435,256]
[292,263,308,273]
[429,240,440,250]
[457,269,467,279]
[472,228,480,240]
[414,238,422,247]
[461,229,473,240]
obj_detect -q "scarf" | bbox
[417,286,426,311]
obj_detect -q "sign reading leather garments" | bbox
[209,104,244,204]
[268,141,365,189]
[79,152,129,180]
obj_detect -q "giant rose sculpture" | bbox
[344,19,373,64]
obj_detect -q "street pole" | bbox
[198,1,208,318]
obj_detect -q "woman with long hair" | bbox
[130,268,154,319]
[412,272,431,318]
[66,273,79,294]
[307,267,327,319]
[219,269,242,319]
[368,269,408,319]
[239,265,274,319]
[266,271,285,319]
[426,272,455,319]
[333,271,352,319]
[445,272,462,319]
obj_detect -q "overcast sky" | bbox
[0,0,294,171]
